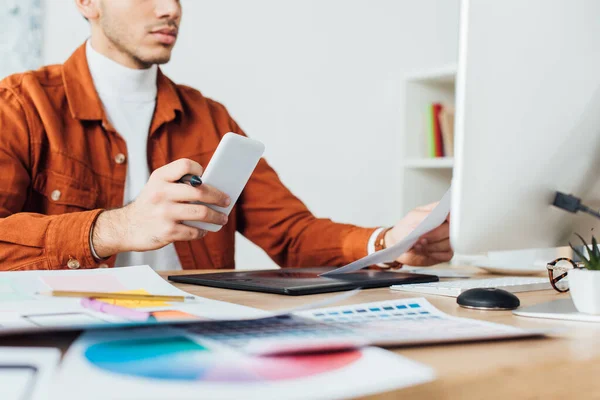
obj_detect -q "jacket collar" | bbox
[62,42,183,130]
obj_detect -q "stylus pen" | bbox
[178,174,203,187]
[80,298,153,322]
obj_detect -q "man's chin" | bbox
[149,55,172,65]
[136,51,172,66]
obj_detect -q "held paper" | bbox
[322,187,451,276]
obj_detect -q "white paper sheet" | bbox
[52,328,435,400]
[0,347,61,400]
[322,187,452,276]
[513,298,600,322]
[0,265,265,335]
[0,266,365,336]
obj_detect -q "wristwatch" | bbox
[374,227,402,269]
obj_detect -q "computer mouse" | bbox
[456,288,520,310]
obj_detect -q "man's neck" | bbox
[86,40,158,101]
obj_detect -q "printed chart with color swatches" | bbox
[308,301,436,323]
[296,298,526,343]
[84,336,362,382]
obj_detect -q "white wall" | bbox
[42,0,459,269]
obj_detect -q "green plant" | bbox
[570,233,600,271]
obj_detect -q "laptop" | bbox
[168,267,438,295]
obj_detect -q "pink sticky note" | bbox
[41,275,126,292]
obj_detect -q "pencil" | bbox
[42,290,195,302]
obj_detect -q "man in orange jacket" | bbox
[0,0,452,271]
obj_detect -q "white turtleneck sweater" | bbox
[86,40,182,271]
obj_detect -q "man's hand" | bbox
[92,159,231,258]
[384,203,453,267]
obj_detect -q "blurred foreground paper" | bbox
[0,347,60,400]
[52,328,435,400]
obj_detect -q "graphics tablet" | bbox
[168,267,438,296]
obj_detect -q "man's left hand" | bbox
[384,203,453,267]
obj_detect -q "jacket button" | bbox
[98,263,109,269]
[50,190,61,201]
[115,153,126,164]
[67,258,81,269]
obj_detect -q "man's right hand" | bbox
[91,158,231,259]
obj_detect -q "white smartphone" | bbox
[185,132,265,232]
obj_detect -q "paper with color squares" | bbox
[51,328,435,400]
[322,187,451,275]
[295,297,543,347]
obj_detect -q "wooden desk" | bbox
[3,267,600,399]
[167,268,600,399]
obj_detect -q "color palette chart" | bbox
[54,328,435,400]
[84,335,361,382]
[305,299,438,323]
[296,298,528,345]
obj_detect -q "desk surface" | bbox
[4,266,600,399]
[168,267,600,399]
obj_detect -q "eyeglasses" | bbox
[546,257,585,292]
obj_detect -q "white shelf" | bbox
[402,63,457,214]
[405,64,457,84]
[404,158,454,169]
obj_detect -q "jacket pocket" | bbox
[32,170,98,214]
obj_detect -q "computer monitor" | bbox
[451,0,600,254]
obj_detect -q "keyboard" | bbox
[390,276,552,297]
[184,315,366,355]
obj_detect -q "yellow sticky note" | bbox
[97,289,170,309]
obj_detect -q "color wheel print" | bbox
[84,336,362,382]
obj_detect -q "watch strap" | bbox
[374,227,402,269]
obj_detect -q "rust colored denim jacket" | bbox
[0,44,374,271]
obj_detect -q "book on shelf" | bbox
[439,105,455,157]
[427,103,455,158]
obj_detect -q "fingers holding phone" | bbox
[167,180,230,208]
[92,133,264,258]
[91,158,231,258]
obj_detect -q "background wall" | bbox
[1,0,42,78]
[42,0,459,269]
